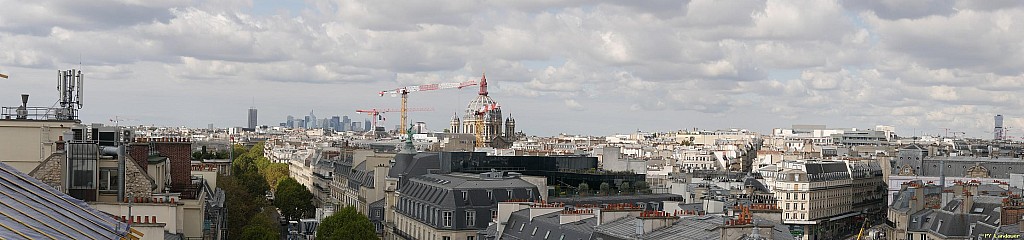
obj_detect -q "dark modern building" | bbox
[247,107,257,129]
[331,116,341,131]
[439,152,646,194]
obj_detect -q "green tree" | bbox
[240,208,280,240]
[220,174,266,238]
[618,182,632,194]
[578,183,590,196]
[634,181,650,194]
[264,163,290,190]
[316,206,378,240]
[275,177,315,220]
[599,182,611,195]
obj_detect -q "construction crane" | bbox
[856,216,869,240]
[356,108,434,132]
[472,103,499,148]
[379,79,478,135]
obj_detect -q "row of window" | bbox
[397,215,476,240]
[399,199,491,228]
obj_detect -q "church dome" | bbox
[462,73,502,122]
[464,95,502,122]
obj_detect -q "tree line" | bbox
[221,142,297,239]
[219,142,376,240]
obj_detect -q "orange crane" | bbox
[379,79,478,135]
[356,108,434,132]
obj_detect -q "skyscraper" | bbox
[286,115,295,128]
[342,116,351,131]
[364,119,371,131]
[247,108,258,129]
[995,114,1004,140]
[307,110,318,129]
[331,116,341,131]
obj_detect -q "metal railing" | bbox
[1,106,61,120]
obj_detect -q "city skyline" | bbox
[2,1,1023,137]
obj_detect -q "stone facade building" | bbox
[775,160,873,240]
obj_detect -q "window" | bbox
[528,189,533,199]
[507,189,513,198]
[68,143,97,189]
[466,210,475,227]
[487,190,493,199]
[443,237,451,240]
[462,191,468,201]
[468,237,475,240]
[443,211,453,227]
[492,210,498,220]
[98,168,119,193]
[786,203,790,210]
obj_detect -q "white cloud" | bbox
[2,0,1024,137]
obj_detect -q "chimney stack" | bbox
[16,94,28,119]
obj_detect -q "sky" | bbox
[1,0,1024,138]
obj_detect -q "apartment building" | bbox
[393,172,540,240]
[775,160,855,240]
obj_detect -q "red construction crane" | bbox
[356,108,434,132]
[379,77,480,135]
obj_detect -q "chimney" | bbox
[55,135,65,152]
[528,202,563,221]
[636,211,679,235]
[559,209,596,224]
[598,203,644,226]
[962,184,976,212]
[16,94,28,119]
[910,183,926,212]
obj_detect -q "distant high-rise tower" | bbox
[342,115,351,131]
[286,115,295,128]
[247,108,258,129]
[306,110,317,129]
[995,114,1004,140]
[331,116,341,131]
[364,119,372,131]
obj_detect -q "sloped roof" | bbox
[0,161,129,239]
[500,209,595,240]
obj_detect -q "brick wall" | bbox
[156,142,191,187]
[131,138,193,189]
[129,143,149,170]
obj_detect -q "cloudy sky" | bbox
[1,0,1023,138]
